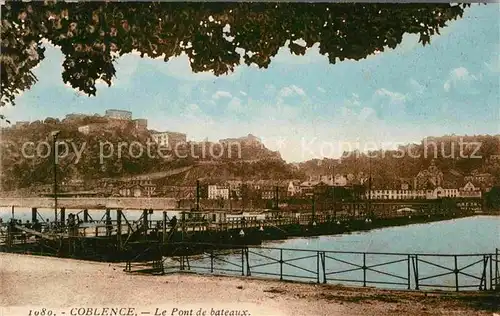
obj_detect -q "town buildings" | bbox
[74,109,148,135]
[64,113,88,121]
[458,181,482,198]
[287,180,302,196]
[12,121,30,129]
[105,109,133,120]
[151,131,187,149]
[219,134,262,147]
[414,160,444,189]
[208,184,230,200]
[99,176,157,197]
[364,182,480,200]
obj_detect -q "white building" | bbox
[78,125,91,135]
[459,181,482,198]
[308,174,348,187]
[366,189,426,200]
[366,186,470,200]
[287,181,302,196]
[208,185,230,200]
[433,187,459,199]
[151,131,187,149]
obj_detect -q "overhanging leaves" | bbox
[0,2,471,106]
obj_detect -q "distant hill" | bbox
[1,115,499,193]
[296,135,500,188]
[0,118,296,192]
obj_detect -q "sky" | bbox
[1,4,499,163]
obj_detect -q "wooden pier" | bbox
[0,198,484,262]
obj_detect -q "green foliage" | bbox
[485,186,500,209]
[1,2,471,106]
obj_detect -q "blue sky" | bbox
[1,4,499,162]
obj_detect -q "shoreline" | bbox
[1,253,498,316]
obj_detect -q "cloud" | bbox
[484,45,500,73]
[344,93,361,107]
[451,67,476,81]
[239,91,247,96]
[212,91,233,100]
[409,79,425,95]
[374,88,407,104]
[227,97,243,112]
[279,85,306,98]
[112,54,140,86]
[443,67,479,93]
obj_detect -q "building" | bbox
[208,185,230,200]
[261,186,275,200]
[133,118,148,130]
[13,121,30,129]
[465,172,493,185]
[287,180,302,196]
[219,134,262,147]
[435,187,460,198]
[299,180,319,196]
[366,189,426,200]
[77,125,91,135]
[61,179,86,192]
[365,185,466,200]
[119,184,145,197]
[226,180,243,198]
[151,131,187,149]
[105,109,132,120]
[65,113,88,121]
[414,160,444,190]
[459,181,482,198]
[77,123,109,135]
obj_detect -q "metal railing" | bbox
[124,242,500,292]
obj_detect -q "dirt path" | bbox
[0,253,498,316]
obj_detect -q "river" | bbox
[177,216,500,291]
[2,208,499,290]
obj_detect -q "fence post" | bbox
[246,248,251,276]
[322,252,326,284]
[210,249,214,273]
[316,251,320,284]
[407,254,411,290]
[362,253,367,287]
[241,248,244,276]
[480,255,487,291]
[490,254,493,291]
[496,248,499,290]
[454,255,459,292]
[413,255,419,290]
[280,249,283,281]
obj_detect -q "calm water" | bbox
[180,216,500,290]
[270,215,499,254]
[2,208,499,290]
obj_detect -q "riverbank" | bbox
[1,253,497,316]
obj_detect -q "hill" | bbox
[297,135,500,189]
[2,115,499,194]
[0,118,297,193]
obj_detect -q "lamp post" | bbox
[368,153,373,219]
[52,131,60,223]
[330,162,335,218]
